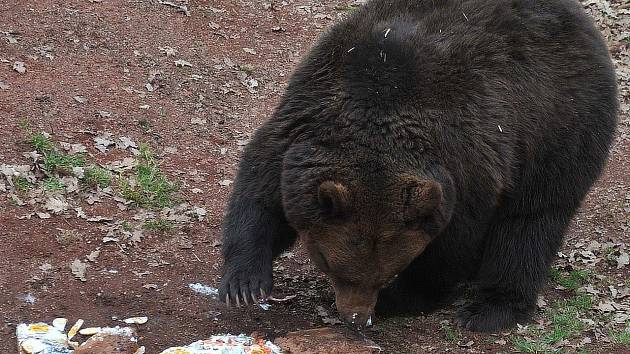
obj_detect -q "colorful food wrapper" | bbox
[159,334,283,354]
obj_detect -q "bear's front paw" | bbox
[219,264,272,307]
[457,301,532,332]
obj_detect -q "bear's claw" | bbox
[219,266,272,308]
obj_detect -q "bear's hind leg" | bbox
[457,209,573,332]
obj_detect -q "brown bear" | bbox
[218,0,618,332]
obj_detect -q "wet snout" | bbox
[332,281,378,327]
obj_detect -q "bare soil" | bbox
[0,0,628,353]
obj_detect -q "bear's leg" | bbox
[457,210,572,332]
[218,127,297,306]
[220,197,297,306]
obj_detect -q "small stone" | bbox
[275,327,381,353]
[73,328,139,354]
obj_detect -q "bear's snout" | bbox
[332,282,378,327]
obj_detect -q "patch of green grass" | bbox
[610,330,630,345]
[42,151,85,174]
[121,221,133,232]
[28,132,86,174]
[119,144,178,208]
[513,337,559,353]
[12,176,31,192]
[543,295,592,345]
[550,269,590,290]
[143,219,174,231]
[511,293,594,352]
[44,176,65,191]
[440,322,460,342]
[84,166,111,188]
[30,132,55,153]
[567,293,593,311]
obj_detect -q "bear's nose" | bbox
[330,279,379,328]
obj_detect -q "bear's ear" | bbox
[400,176,443,225]
[318,181,349,219]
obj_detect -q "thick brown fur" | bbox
[218,0,618,331]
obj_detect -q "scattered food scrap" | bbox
[188,282,219,299]
[17,319,140,354]
[159,334,281,354]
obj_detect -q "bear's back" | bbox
[275,0,617,195]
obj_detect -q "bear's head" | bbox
[293,173,454,327]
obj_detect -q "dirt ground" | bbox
[0,0,628,353]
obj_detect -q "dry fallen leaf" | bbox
[117,136,138,150]
[13,61,26,74]
[86,250,101,262]
[94,133,115,153]
[159,46,177,56]
[70,259,88,282]
[44,197,69,214]
[174,59,192,67]
[158,0,190,16]
[218,179,233,187]
[596,301,618,312]
[243,47,257,55]
[616,252,629,269]
[60,142,88,155]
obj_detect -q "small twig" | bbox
[157,0,190,16]
[192,252,202,262]
[269,294,297,302]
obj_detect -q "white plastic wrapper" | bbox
[159,334,283,354]
[16,319,139,354]
[16,323,72,354]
